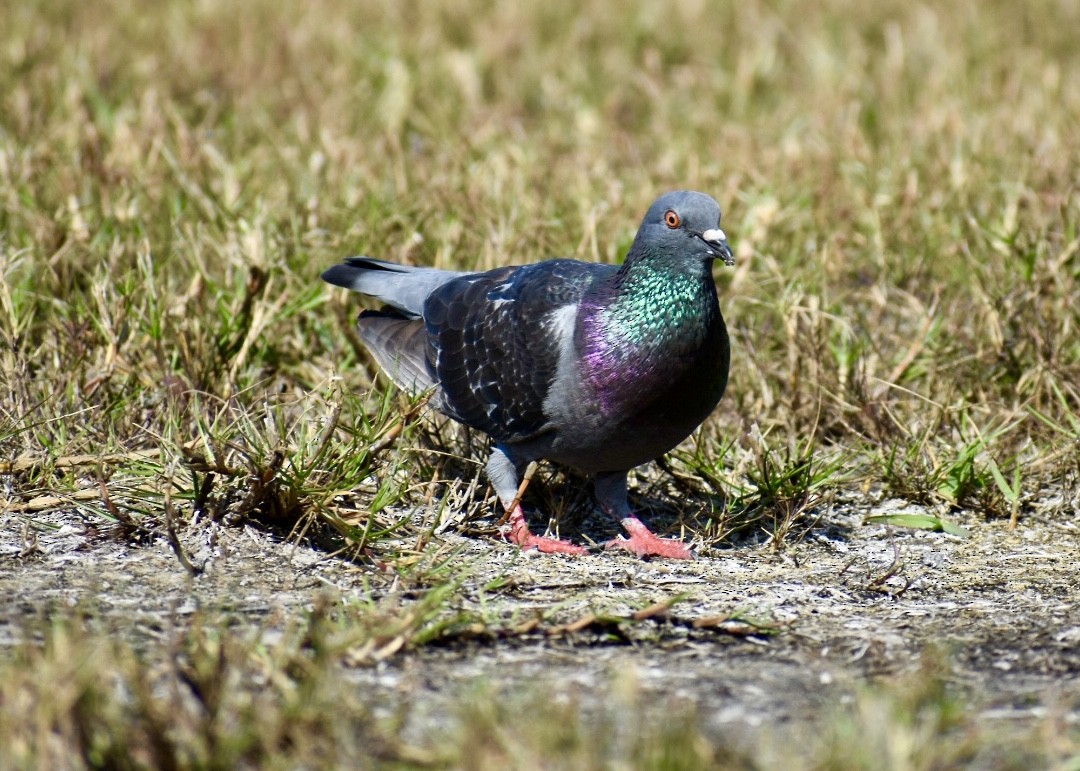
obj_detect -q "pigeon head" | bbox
[632,190,734,267]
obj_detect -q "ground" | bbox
[4,485,1077,766]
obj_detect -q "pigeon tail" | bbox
[322,257,466,317]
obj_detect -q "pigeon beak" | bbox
[700,228,735,266]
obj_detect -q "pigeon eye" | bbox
[664,210,680,229]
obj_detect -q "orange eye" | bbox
[664,210,680,228]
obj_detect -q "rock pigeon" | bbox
[323,191,734,559]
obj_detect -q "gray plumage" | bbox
[322,257,467,393]
[323,191,735,558]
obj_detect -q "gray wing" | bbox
[354,311,435,394]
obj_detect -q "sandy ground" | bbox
[2,489,1078,751]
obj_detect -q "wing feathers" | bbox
[355,311,435,394]
[325,256,609,443]
[423,260,601,441]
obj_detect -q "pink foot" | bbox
[503,505,587,555]
[605,517,694,560]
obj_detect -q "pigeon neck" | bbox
[578,247,721,414]
[609,246,716,331]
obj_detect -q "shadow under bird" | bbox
[323,190,734,559]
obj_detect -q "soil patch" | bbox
[2,492,1078,746]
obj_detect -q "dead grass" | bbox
[2,0,1079,765]
[1,604,1074,770]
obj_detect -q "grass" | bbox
[2,0,1079,532]
[0,608,1073,770]
[2,0,1080,765]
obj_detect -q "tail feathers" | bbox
[322,257,467,317]
[356,310,436,395]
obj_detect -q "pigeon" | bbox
[323,190,734,559]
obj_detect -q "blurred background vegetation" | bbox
[1,0,1079,764]
[2,0,1078,523]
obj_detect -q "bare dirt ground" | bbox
[3,487,1078,755]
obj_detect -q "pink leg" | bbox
[504,505,587,555]
[605,517,694,560]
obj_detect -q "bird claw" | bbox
[604,517,694,560]
[514,532,589,555]
[503,505,588,555]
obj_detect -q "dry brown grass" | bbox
[2,0,1079,765]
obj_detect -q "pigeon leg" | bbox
[595,471,694,560]
[487,448,587,555]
